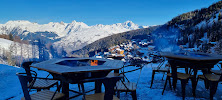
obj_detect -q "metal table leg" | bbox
[171,65,177,90]
[95,80,102,93]
[102,77,122,100]
[62,81,69,100]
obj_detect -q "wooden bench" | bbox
[197,74,222,100]
[198,74,220,81]
[85,93,119,100]
[211,70,222,75]
[29,79,58,89]
[21,90,64,100]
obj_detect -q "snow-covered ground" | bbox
[0,63,58,100]
[0,64,23,100]
[0,38,39,59]
[0,38,13,49]
[1,61,222,100]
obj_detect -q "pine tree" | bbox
[32,41,37,60]
[9,33,13,41]
[20,42,23,67]
[8,45,15,66]
[218,12,221,21]
[214,14,216,18]
[37,39,44,61]
[61,48,67,57]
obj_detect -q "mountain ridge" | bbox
[72,26,159,57]
[0,20,148,52]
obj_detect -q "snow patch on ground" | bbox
[0,64,23,100]
[0,38,13,49]
[0,38,39,59]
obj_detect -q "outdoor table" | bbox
[160,52,222,96]
[31,57,124,100]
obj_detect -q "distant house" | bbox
[95,56,102,58]
[108,45,120,53]
[116,48,124,55]
[104,52,109,55]
[148,45,155,51]
[136,50,144,57]
[107,54,125,60]
[139,42,148,47]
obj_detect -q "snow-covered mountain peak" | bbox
[95,24,104,27]
[60,21,65,25]
[47,22,67,28]
[0,20,148,52]
[69,20,90,28]
[124,20,134,26]
[71,20,77,23]
[5,20,36,26]
[122,20,139,29]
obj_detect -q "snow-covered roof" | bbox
[115,48,123,51]
[148,46,156,48]
[95,56,102,58]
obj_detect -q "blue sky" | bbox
[0,0,220,26]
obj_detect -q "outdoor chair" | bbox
[112,63,146,100]
[149,52,162,63]
[68,77,97,99]
[79,73,123,100]
[197,73,222,100]
[150,58,170,88]
[17,72,65,100]
[210,62,222,75]
[21,61,59,91]
[162,69,195,100]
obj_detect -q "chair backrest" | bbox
[16,73,37,100]
[120,64,145,86]
[153,58,166,69]
[22,61,35,83]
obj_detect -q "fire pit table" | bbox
[31,57,124,99]
[160,52,222,96]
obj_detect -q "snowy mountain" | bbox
[0,20,146,52]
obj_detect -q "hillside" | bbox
[0,37,39,65]
[166,1,222,53]
[74,1,222,56]
[72,26,158,57]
